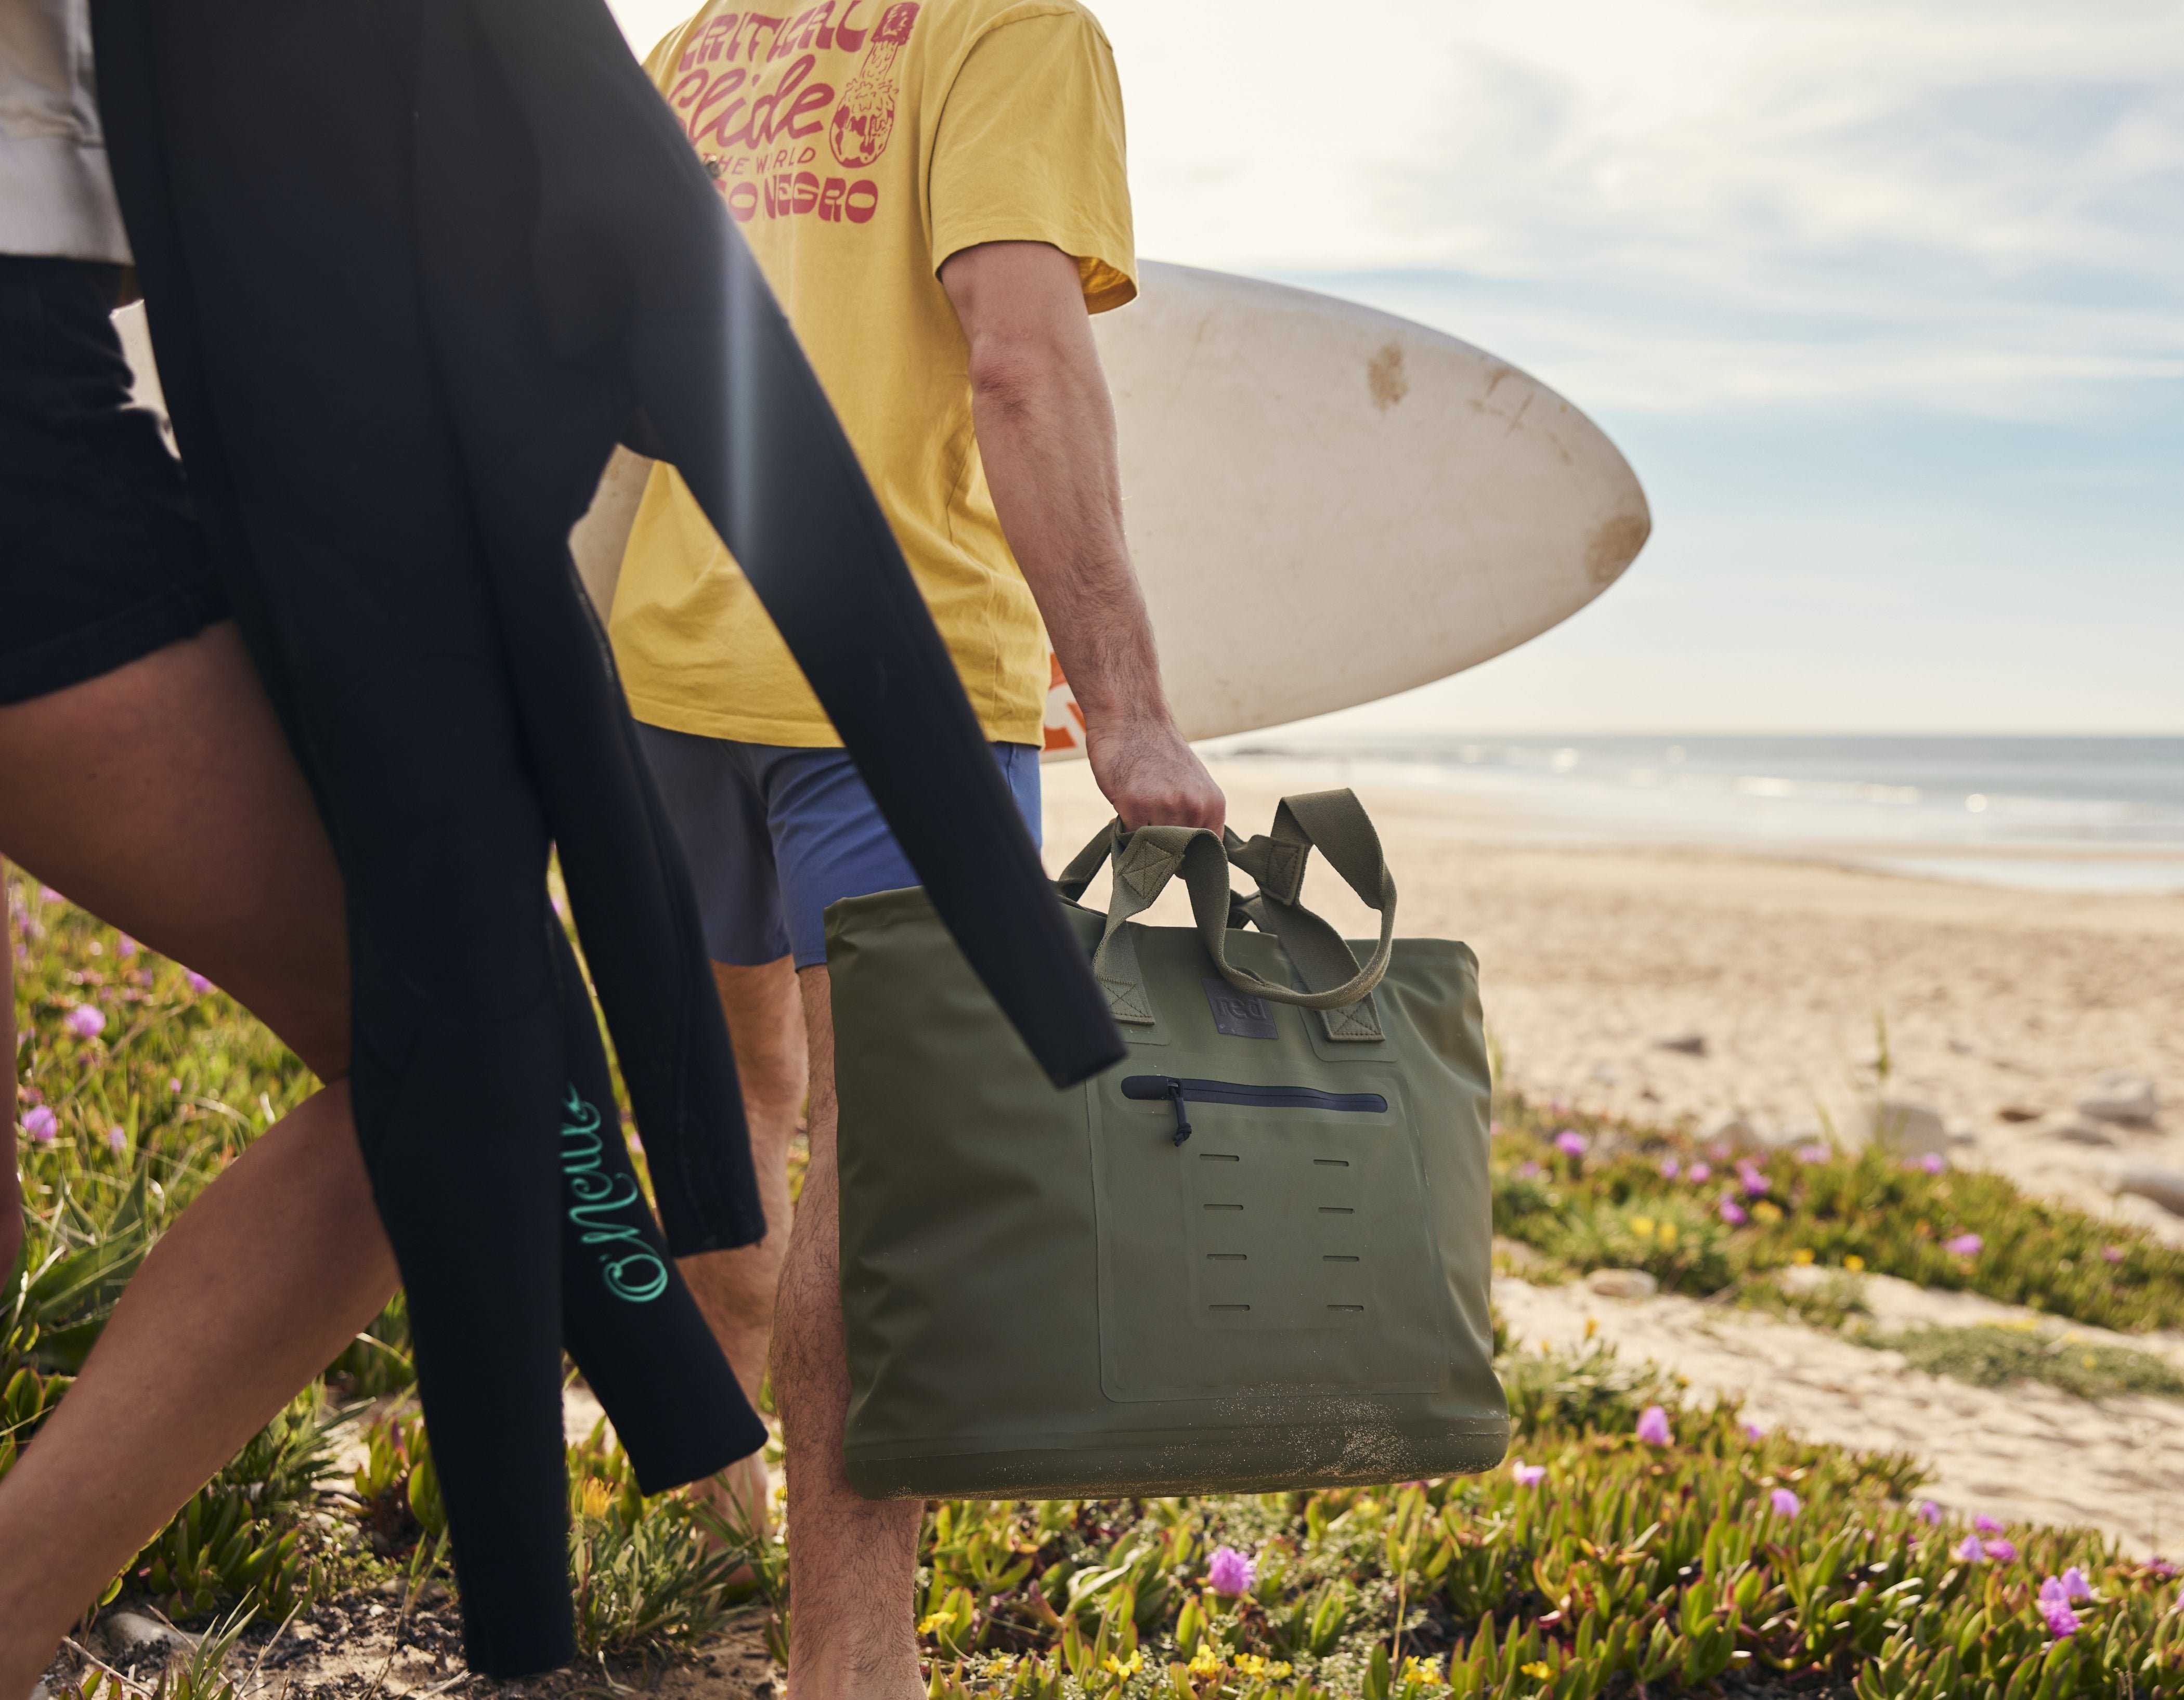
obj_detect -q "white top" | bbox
[0,0,130,261]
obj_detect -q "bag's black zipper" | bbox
[1120,1075,1389,1146]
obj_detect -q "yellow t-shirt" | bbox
[610,0,1137,748]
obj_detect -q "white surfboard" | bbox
[125,265,1651,755]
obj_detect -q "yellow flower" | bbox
[1752,1200,1783,1224]
[1102,1651,1143,1678]
[1268,1664,1293,1679]
[917,1612,948,1636]
[1232,1654,1267,1677]
[1791,1248,1815,1265]
[1584,1316,1598,1340]
[1630,1215,1656,1238]
[1658,1221,1678,1247]
[1402,1656,1438,1681]
[1844,1254,1866,1272]
[1188,1647,1225,1677]
[1520,1660,1553,1679]
[578,1479,611,1521]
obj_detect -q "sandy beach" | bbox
[1044,757,2184,1239]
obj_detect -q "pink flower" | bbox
[1954,1536,1985,1564]
[1517,1160,1542,1180]
[2049,1568,2092,1603]
[1720,1198,1749,1227]
[1919,1153,1946,1174]
[1739,1165,1771,1198]
[106,1126,128,1154]
[1489,1120,1502,1136]
[2039,1594,2079,1638]
[1554,1130,1588,1159]
[185,971,213,995]
[1743,1422,1766,1442]
[1797,1143,1830,1164]
[2147,1558,2178,1580]
[2102,1246,2125,1264]
[1986,1538,2018,1563]
[1974,1515,2003,1534]
[1946,1233,1983,1258]
[1206,1546,1254,1596]
[1914,1500,1944,1526]
[1770,1488,1801,1519]
[64,1004,107,1040]
[1511,1461,1545,1486]
[1635,1405,1672,1447]
[1687,1162,1712,1184]
[1659,1157,1681,1180]
[23,1106,58,1144]
[116,935,139,958]
[38,886,63,905]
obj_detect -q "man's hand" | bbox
[1086,714,1226,834]
[940,240,1227,834]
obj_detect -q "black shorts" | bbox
[0,255,226,707]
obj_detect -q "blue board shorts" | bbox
[635,724,1043,970]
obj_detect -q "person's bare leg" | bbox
[2,871,20,1281]
[678,956,805,1540]
[0,626,398,1696]
[772,966,922,1700]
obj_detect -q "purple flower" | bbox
[116,935,139,959]
[1986,1538,2018,1563]
[2043,1569,2092,1604]
[1554,1130,1588,1160]
[1741,1168,1771,1198]
[1635,1405,1672,1447]
[1945,1233,1983,1258]
[1687,1162,1712,1184]
[38,886,63,905]
[23,1105,58,1144]
[1206,1545,1254,1596]
[106,1126,128,1154]
[1743,1421,1766,1442]
[1659,1157,1681,1180]
[2147,1557,2178,1581]
[1914,1500,1943,1526]
[1919,1153,1946,1174]
[1511,1461,1545,1487]
[1720,1198,1749,1227]
[1954,1536,1985,1564]
[1517,1160,1542,1180]
[1770,1488,1801,1519]
[2102,1245,2125,1264]
[1796,1143,1830,1165]
[64,1004,107,1040]
[1974,1515,2003,1535]
[2039,1596,2079,1638]
[185,971,214,995]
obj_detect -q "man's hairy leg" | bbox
[677,956,804,1544]
[773,966,923,1700]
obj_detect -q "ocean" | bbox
[1210,734,2184,895]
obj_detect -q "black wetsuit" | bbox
[92,0,1123,1673]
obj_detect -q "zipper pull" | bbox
[1164,1078,1193,1146]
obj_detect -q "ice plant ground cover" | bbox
[1488,1102,2184,1336]
[10,874,2184,1696]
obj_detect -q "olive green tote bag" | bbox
[825,789,1506,1499]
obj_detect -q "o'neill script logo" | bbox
[561,1087,670,1304]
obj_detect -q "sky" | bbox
[607,0,2184,735]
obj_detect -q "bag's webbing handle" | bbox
[1054,790,1397,1039]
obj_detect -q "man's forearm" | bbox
[966,330,1171,730]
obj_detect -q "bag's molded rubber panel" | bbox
[92,0,1119,1671]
